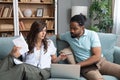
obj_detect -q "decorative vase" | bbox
[23,9,32,17]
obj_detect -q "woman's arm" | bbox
[51,53,67,63]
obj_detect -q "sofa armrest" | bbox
[113,46,120,64]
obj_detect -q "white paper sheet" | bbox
[13,33,29,55]
[12,33,29,64]
[13,58,23,64]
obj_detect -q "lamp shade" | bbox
[71,6,88,17]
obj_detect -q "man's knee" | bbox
[84,70,103,80]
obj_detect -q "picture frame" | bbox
[36,8,43,17]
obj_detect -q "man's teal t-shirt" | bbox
[59,29,101,62]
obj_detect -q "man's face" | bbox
[70,22,84,38]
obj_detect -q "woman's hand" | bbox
[10,46,21,58]
[51,52,67,63]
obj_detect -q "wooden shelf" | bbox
[18,2,53,5]
[19,17,54,20]
[0,30,14,32]
[0,1,13,4]
[0,18,13,20]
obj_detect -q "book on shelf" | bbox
[18,7,24,18]
[19,23,23,30]
[0,24,13,30]
[20,0,31,2]
[2,7,9,17]
[27,0,30,2]
[0,6,12,18]
[41,0,53,3]
[31,0,40,2]
[7,7,13,17]
[46,20,54,30]
[43,8,49,17]
[20,0,25,2]
[2,0,13,1]
[19,21,26,30]
[0,6,4,17]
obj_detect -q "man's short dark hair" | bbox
[70,13,87,26]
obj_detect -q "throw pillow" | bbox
[59,47,76,64]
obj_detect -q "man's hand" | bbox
[58,52,67,60]
[10,46,21,58]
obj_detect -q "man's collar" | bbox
[83,29,88,36]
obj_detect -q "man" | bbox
[58,13,120,80]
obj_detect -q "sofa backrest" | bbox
[0,37,17,59]
[97,33,117,62]
[0,33,117,62]
[49,35,69,56]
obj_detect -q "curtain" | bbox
[112,0,120,46]
[112,0,120,34]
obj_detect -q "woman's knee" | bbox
[15,63,27,70]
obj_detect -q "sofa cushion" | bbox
[48,78,75,80]
[48,75,118,80]
[97,33,117,62]
[113,46,120,64]
[48,35,57,47]
[103,75,118,80]
[78,75,118,80]
[0,37,17,59]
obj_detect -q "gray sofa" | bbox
[0,32,120,80]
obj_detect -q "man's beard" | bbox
[71,33,78,38]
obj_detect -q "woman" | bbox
[0,21,67,80]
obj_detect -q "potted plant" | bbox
[89,0,113,33]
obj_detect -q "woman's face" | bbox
[37,27,47,40]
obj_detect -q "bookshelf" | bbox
[0,0,14,37]
[0,0,57,37]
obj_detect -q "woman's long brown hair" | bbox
[26,21,48,54]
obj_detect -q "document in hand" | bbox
[13,33,29,64]
[12,33,29,55]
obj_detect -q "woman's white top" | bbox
[23,39,56,69]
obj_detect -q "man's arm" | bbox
[77,47,101,67]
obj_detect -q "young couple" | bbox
[0,14,120,80]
